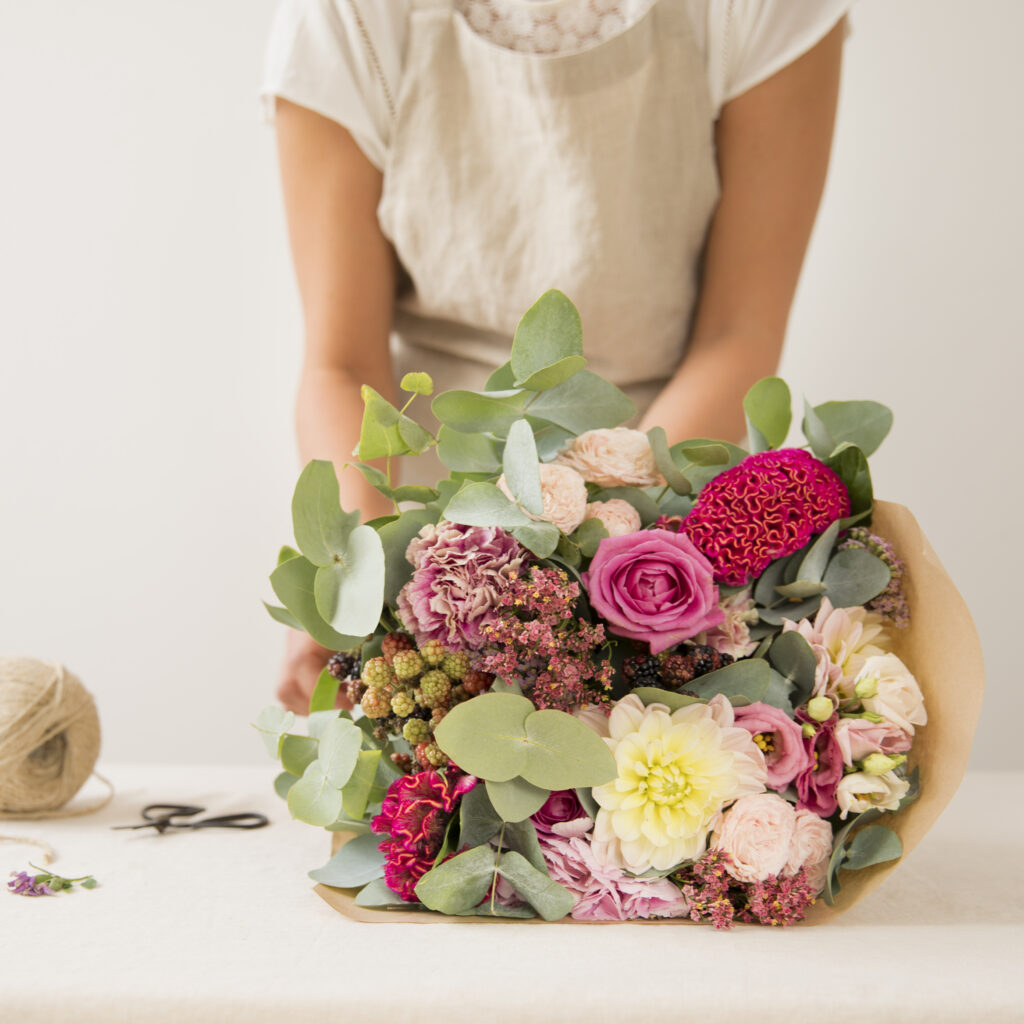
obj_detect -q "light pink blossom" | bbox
[834,716,912,767]
[783,809,833,894]
[583,499,641,537]
[553,427,661,488]
[695,587,759,658]
[498,463,588,535]
[732,702,812,791]
[711,793,796,884]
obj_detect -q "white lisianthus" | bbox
[585,695,767,873]
[836,770,910,819]
[857,654,927,736]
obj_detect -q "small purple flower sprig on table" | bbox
[8,864,98,897]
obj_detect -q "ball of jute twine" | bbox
[0,657,113,829]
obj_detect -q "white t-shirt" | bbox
[259,0,853,171]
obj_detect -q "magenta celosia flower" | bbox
[396,521,526,651]
[794,710,844,817]
[372,770,477,902]
[682,449,850,586]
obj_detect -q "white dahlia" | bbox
[587,695,767,873]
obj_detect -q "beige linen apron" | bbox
[374,0,719,476]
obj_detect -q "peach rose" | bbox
[498,463,588,535]
[583,499,642,537]
[711,793,796,883]
[784,808,833,893]
[554,428,662,488]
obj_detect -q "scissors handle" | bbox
[187,813,269,830]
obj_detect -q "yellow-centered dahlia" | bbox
[588,695,767,873]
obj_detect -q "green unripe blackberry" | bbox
[362,657,394,689]
[402,718,431,745]
[392,649,424,680]
[419,669,451,708]
[441,651,470,681]
[360,687,391,719]
[390,690,416,717]
[420,638,446,667]
[381,631,415,665]
[415,740,449,769]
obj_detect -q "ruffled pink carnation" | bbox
[682,449,850,586]
[371,770,477,902]
[396,521,526,650]
[538,831,690,921]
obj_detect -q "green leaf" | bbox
[269,555,366,651]
[533,423,576,461]
[743,377,792,452]
[510,521,561,558]
[253,706,294,758]
[689,660,778,705]
[354,877,407,908]
[309,666,340,714]
[766,631,818,709]
[278,545,301,565]
[646,426,691,495]
[801,399,835,461]
[571,517,608,558]
[309,833,385,888]
[502,419,544,515]
[350,460,395,500]
[485,361,516,391]
[502,819,548,873]
[291,460,360,567]
[414,845,496,914]
[452,902,538,919]
[400,371,434,396]
[805,400,893,458]
[436,425,501,473]
[433,693,533,782]
[520,709,618,790]
[842,824,903,871]
[823,548,891,607]
[443,482,535,529]
[273,771,297,799]
[630,687,703,712]
[485,777,550,823]
[496,850,574,921]
[262,601,302,631]
[823,807,884,905]
[312,524,386,638]
[287,761,343,827]
[517,356,588,392]
[357,386,411,460]
[318,717,363,789]
[459,783,504,849]
[825,443,873,519]
[669,438,747,491]
[795,520,840,584]
[80,878,98,890]
[431,389,527,435]
[378,509,436,606]
[510,289,584,388]
[308,709,345,739]
[280,734,319,776]
[773,580,827,600]
[526,371,636,434]
[342,749,382,820]
[397,414,434,455]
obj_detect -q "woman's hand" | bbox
[276,630,355,716]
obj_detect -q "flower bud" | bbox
[858,711,885,723]
[854,674,879,700]
[802,722,817,739]
[807,696,834,722]
[861,752,907,776]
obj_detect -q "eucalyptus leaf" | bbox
[485,361,516,391]
[631,687,703,711]
[554,534,582,569]
[502,419,544,515]
[291,460,360,567]
[822,548,891,607]
[485,777,550,823]
[354,877,408,908]
[526,371,635,433]
[309,833,385,889]
[308,710,345,739]
[400,371,434,396]
[318,717,364,789]
[842,824,903,871]
[309,666,341,714]
[459,782,504,849]
[253,706,295,758]
[280,734,319,777]
[766,631,818,708]
[743,377,791,452]
[312,524,386,638]
[754,553,797,608]
[350,461,394,500]
[773,580,828,600]
[796,520,841,584]
[646,426,691,494]
[496,850,574,921]
[263,601,303,631]
[278,545,300,564]
[452,902,538,919]
[396,414,434,455]
[689,659,781,706]
[357,386,412,460]
[575,787,599,820]
[431,389,526,435]
[824,807,883,905]
[287,761,343,827]
[806,400,893,458]
[503,818,548,873]
[532,424,576,461]
[269,555,365,651]
[443,482,535,529]
[414,845,496,914]
[273,771,297,800]
[436,425,501,473]
[669,438,747,491]
[378,508,437,606]
[572,517,608,557]
[520,709,618,789]
[433,693,533,781]
[510,289,583,386]
[510,521,560,558]
[826,443,873,519]
[342,749,383,820]
[516,356,588,392]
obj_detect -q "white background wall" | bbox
[0,1,1018,768]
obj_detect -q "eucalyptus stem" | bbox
[490,821,507,915]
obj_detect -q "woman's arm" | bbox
[274,98,397,712]
[639,18,845,443]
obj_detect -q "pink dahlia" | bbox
[371,770,477,902]
[681,449,850,586]
[396,521,526,650]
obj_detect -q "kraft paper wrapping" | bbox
[314,502,984,925]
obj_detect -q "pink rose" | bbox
[834,716,912,767]
[554,427,661,488]
[531,790,592,838]
[583,531,724,654]
[497,463,588,535]
[784,809,834,894]
[711,794,796,884]
[732,702,813,791]
[583,499,642,537]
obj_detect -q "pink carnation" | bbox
[538,832,690,921]
[396,521,526,650]
[682,449,850,586]
[371,770,477,902]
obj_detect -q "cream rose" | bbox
[497,463,588,535]
[784,808,834,893]
[857,654,927,736]
[835,770,910,819]
[554,428,662,488]
[583,499,642,537]
[711,793,795,883]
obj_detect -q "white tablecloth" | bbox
[2,765,1021,1023]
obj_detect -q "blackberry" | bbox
[403,718,431,745]
[345,679,368,705]
[392,649,425,680]
[390,752,413,773]
[660,653,694,688]
[462,669,494,696]
[419,639,446,667]
[327,651,358,680]
[441,651,470,681]
[360,688,391,719]
[381,631,415,666]
[362,657,394,689]
[419,669,451,709]
[391,691,416,718]
[687,644,733,678]
[623,655,661,686]
[415,741,449,769]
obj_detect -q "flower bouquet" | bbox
[256,291,982,927]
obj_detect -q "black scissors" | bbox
[112,804,269,834]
